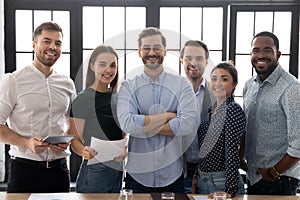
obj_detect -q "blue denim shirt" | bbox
[117,70,199,187]
[243,65,300,185]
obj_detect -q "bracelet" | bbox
[267,168,275,180]
[272,166,281,177]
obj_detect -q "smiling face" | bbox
[251,36,281,81]
[181,45,208,81]
[138,34,166,70]
[90,52,118,87]
[210,68,237,99]
[32,30,62,68]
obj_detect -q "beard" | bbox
[36,51,60,67]
[142,55,164,70]
[252,58,278,76]
[186,64,204,80]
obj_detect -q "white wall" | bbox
[0,0,5,182]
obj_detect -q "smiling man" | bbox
[117,27,199,193]
[243,31,300,195]
[179,40,214,194]
[0,22,76,193]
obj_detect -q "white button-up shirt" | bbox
[0,65,76,161]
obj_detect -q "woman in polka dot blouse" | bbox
[194,61,246,198]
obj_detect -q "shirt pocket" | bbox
[259,103,278,123]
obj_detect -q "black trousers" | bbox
[7,158,70,193]
[247,176,300,195]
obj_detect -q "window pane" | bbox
[34,10,52,29]
[126,7,145,31]
[160,7,180,49]
[116,50,124,84]
[279,55,290,73]
[53,11,70,52]
[126,7,146,49]
[255,12,273,34]
[203,7,223,50]
[82,50,93,89]
[203,51,222,81]
[236,12,254,53]
[164,51,180,75]
[181,8,202,41]
[16,10,32,51]
[274,12,291,54]
[124,50,142,81]
[235,55,253,97]
[104,7,124,49]
[53,54,70,77]
[83,7,103,49]
[209,51,222,67]
[16,53,33,70]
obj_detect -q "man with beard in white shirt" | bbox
[0,22,76,193]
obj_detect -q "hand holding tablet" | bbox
[42,135,75,144]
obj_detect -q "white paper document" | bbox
[27,193,79,200]
[87,137,127,165]
[192,196,232,200]
[192,195,210,200]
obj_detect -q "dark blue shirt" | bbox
[197,96,246,196]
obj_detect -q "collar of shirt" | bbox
[195,78,206,96]
[254,64,281,85]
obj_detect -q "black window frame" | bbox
[3,0,300,182]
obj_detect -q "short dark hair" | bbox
[86,45,119,92]
[180,40,209,59]
[138,27,166,48]
[33,21,63,41]
[251,31,279,50]
[211,61,238,95]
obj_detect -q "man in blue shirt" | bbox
[117,27,199,193]
[180,40,214,193]
[243,31,300,195]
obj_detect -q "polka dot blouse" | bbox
[197,95,246,196]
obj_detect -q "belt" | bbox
[11,157,66,169]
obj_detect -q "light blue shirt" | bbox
[185,79,205,164]
[117,70,199,187]
[243,65,300,185]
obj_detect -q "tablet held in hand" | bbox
[42,135,75,144]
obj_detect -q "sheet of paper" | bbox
[87,137,127,165]
[192,195,210,200]
[192,196,231,200]
[28,193,79,200]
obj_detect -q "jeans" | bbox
[76,160,123,193]
[125,173,184,193]
[184,163,198,193]
[197,170,244,195]
[247,176,300,195]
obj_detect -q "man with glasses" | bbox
[179,40,214,194]
[243,31,300,195]
[117,27,199,193]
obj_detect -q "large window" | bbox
[15,10,70,75]
[82,6,146,87]
[2,0,299,183]
[230,5,299,103]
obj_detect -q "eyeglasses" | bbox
[183,56,205,63]
[141,45,164,53]
[251,47,275,55]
